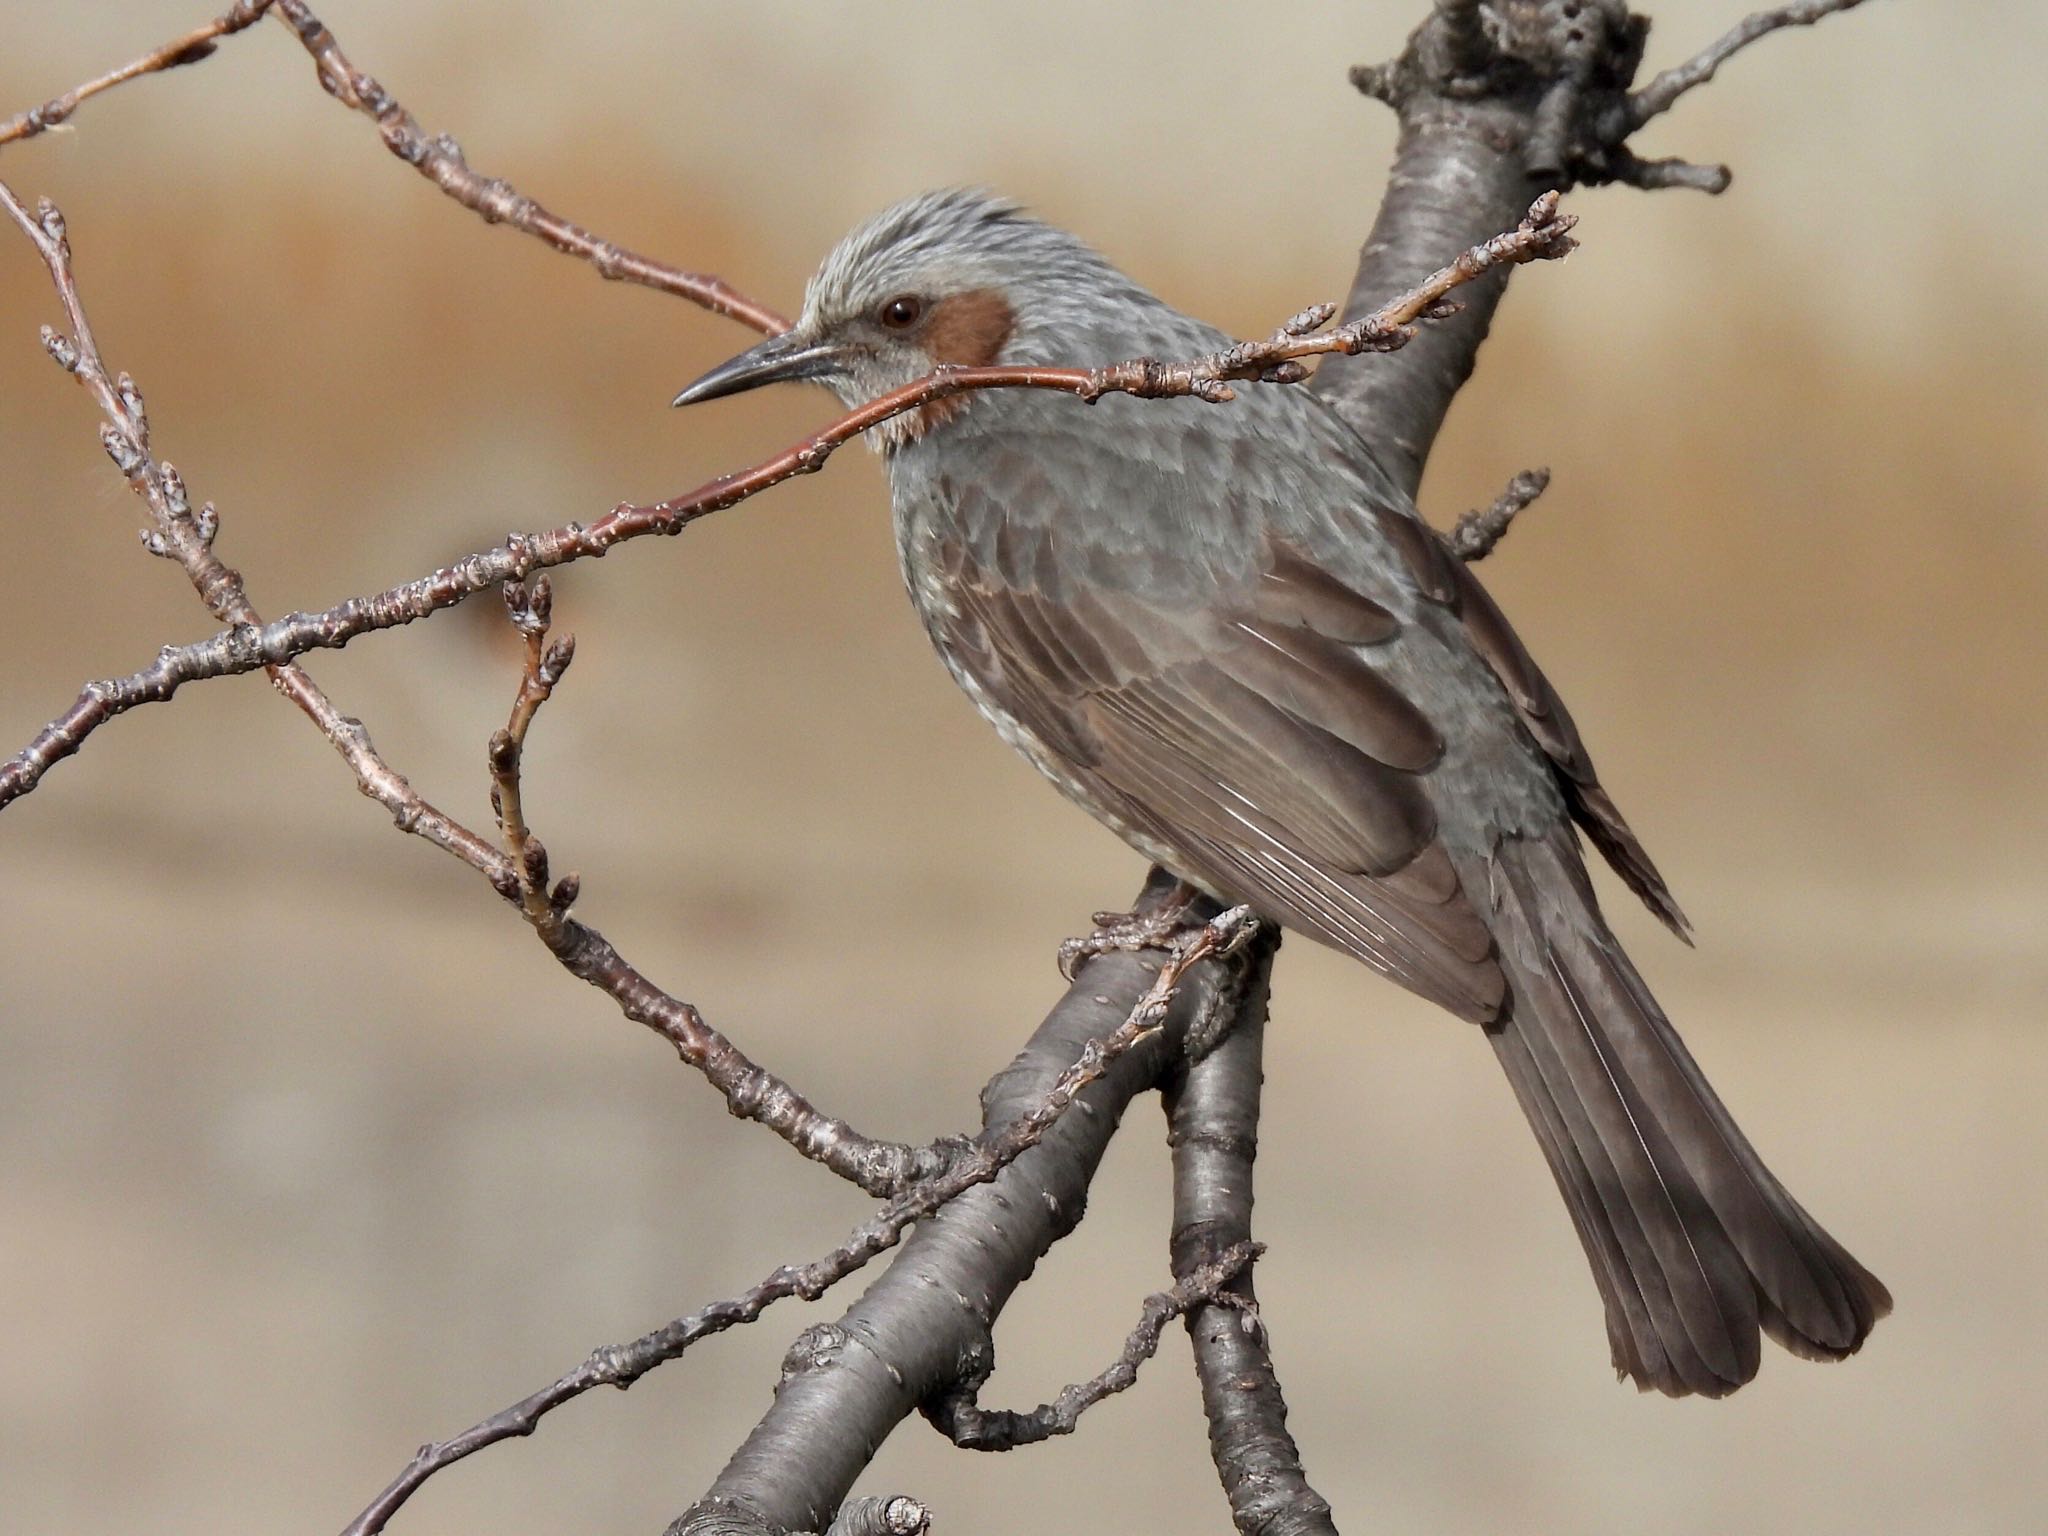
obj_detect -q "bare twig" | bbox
[0,0,782,332]
[265,0,787,333]
[1448,466,1550,562]
[0,179,957,1198]
[339,905,1258,1536]
[924,1240,1261,1450]
[0,1,275,148]
[482,577,970,1196]
[0,194,1576,811]
[1629,0,1874,126]
[486,575,578,925]
[0,176,507,878]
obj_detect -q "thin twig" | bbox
[1448,466,1550,562]
[0,176,506,878]
[1629,0,1873,126]
[925,1240,1262,1450]
[0,179,957,1198]
[0,193,1577,810]
[338,906,1259,1536]
[0,0,782,332]
[266,0,787,333]
[0,1,275,148]
[484,578,968,1196]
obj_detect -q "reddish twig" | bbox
[338,905,1260,1536]
[0,193,1576,810]
[924,1240,1262,1450]
[0,1,276,147]
[266,0,787,333]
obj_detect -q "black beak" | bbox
[671,332,850,408]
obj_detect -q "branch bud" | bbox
[116,372,148,439]
[38,326,79,373]
[99,422,144,477]
[160,462,190,517]
[539,634,576,686]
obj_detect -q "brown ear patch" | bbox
[924,289,1015,367]
[883,289,1018,445]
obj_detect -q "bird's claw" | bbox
[1057,882,1204,981]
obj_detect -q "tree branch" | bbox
[670,878,1272,1536]
[922,1240,1262,1451]
[1448,465,1550,562]
[487,576,971,1196]
[0,176,505,877]
[1,180,961,1199]
[262,0,788,333]
[0,0,275,147]
[1167,950,1337,1536]
[1628,0,1875,127]
[344,895,1262,1536]
[0,193,1575,813]
[1321,0,1872,493]
[0,0,783,334]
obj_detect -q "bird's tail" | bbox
[1477,833,1890,1397]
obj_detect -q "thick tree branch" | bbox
[670,879,1271,1536]
[347,894,1261,1536]
[1167,952,1337,1536]
[1,194,1574,813]
[1321,0,1873,493]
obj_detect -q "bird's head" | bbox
[673,189,1133,450]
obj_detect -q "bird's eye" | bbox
[878,294,924,330]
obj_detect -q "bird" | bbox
[672,188,1889,1397]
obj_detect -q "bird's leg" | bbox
[1057,875,1207,982]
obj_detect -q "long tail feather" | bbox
[1476,833,1890,1397]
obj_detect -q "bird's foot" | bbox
[1057,880,1205,982]
[1181,909,1266,1062]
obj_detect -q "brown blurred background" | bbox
[3,3,2044,1532]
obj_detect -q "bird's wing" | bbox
[930,521,1508,1022]
[1344,454,1691,939]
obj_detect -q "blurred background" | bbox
[2,3,2043,1532]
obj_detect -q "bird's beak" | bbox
[671,332,850,408]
